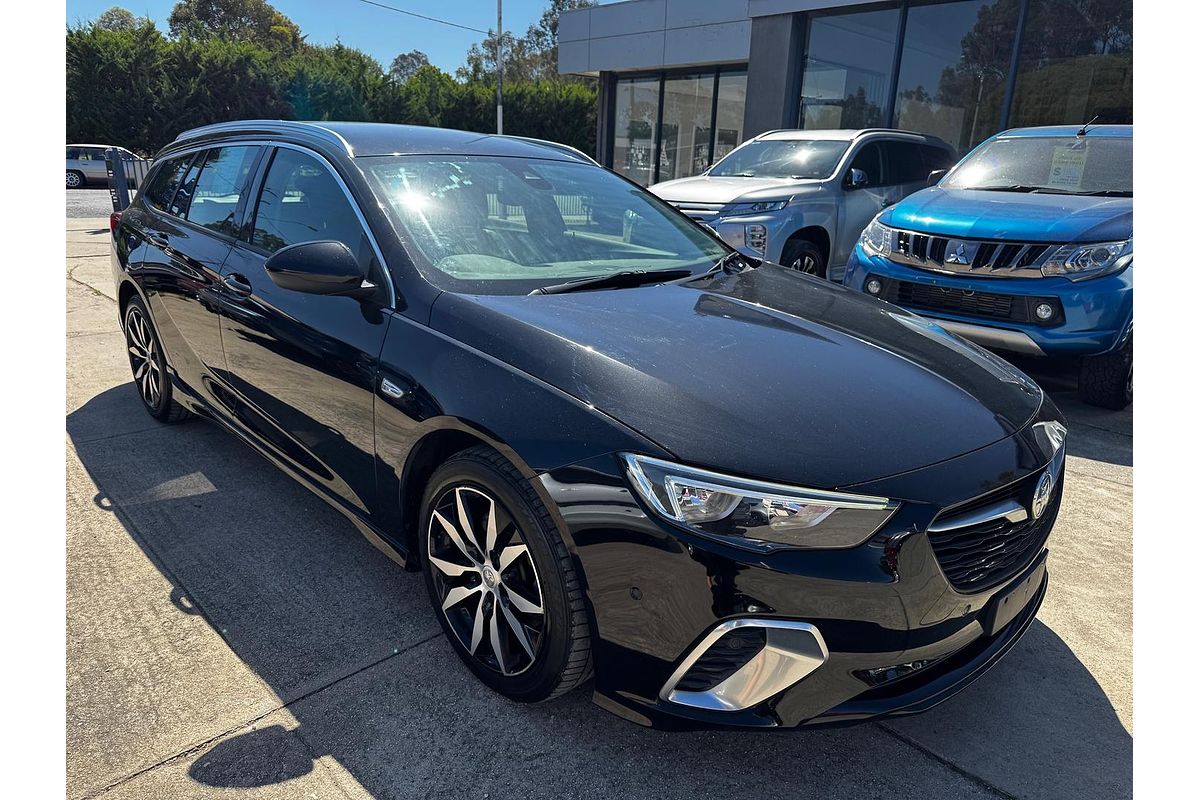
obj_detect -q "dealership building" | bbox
[558,0,1132,185]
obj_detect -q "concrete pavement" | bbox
[66,217,1132,799]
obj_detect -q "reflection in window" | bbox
[658,74,715,182]
[893,0,1017,151]
[714,72,747,164]
[613,77,660,186]
[799,8,901,129]
[1009,0,1132,127]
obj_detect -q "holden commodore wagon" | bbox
[110,121,1065,729]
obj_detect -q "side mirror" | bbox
[846,168,868,190]
[264,240,373,298]
[927,169,948,186]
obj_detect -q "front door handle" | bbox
[222,273,253,297]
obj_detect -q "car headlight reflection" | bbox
[622,454,898,550]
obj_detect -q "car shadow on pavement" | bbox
[67,383,1132,800]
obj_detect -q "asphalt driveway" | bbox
[66,217,1132,800]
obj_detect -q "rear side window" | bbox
[66,147,80,160]
[883,141,928,184]
[251,148,369,262]
[847,143,884,187]
[143,155,193,212]
[184,146,260,236]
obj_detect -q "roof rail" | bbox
[499,135,600,166]
[171,120,355,156]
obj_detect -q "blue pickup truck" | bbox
[844,125,1132,409]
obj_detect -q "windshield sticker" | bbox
[1047,144,1088,191]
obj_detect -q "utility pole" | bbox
[496,0,504,134]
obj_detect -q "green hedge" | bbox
[67,23,597,156]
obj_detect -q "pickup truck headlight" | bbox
[725,199,789,215]
[1041,239,1131,281]
[861,217,894,258]
[622,454,898,550]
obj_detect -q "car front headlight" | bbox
[622,454,898,550]
[861,217,894,258]
[1041,238,1131,281]
[725,199,789,216]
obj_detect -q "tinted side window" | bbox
[66,147,80,160]
[143,156,192,212]
[883,141,927,184]
[184,146,260,236]
[848,142,884,187]
[251,149,369,262]
[921,144,957,172]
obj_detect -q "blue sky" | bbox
[65,0,562,74]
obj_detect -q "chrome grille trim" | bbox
[886,228,1058,277]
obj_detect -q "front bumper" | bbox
[843,244,1132,357]
[539,402,1065,730]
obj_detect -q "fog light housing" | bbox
[865,277,883,296]
[745,224,767,254]
[1034,302,1054,321]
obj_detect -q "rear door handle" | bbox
[222,273,253,297]
[148,232,170,248]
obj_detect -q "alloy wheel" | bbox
[427,485,545,676]
[125,307,163,409]
[791,254,819,274]
[66,171,81,189]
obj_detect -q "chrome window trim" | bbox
[660,618,829,712]
[140,139,397,308]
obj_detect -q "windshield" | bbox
[942,135,1132,195]
[364,156,729,295]
[708,139,849,179]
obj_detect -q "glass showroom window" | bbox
[799,7,901,129]
[1008,0,1132,127]
[893,0,1018,152]
[658,74,716,182]
[613,77,661,186]
[714,72,748,164]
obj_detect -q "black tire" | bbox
[66,170,84,189]
[123,297,189,423]
[1078,339,1132,410]
[419,445,591,702]
[781,238,827,278]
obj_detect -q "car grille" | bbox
[927,471,1062,593]
[669,201,724,222]
[875,276,1063,326]
[888,229,1054,277]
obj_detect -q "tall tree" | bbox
[167,0,301,52]
[389,49,430,83]
[95,6,146,32]
[458,0,594,84]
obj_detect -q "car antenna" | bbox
[1077,115,1101,136]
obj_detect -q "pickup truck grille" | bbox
[927,471,1061,593]
[888,229,1055,277]
[875,277,1063,326]
[668,201,724,222]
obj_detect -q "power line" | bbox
[357,0,488,35]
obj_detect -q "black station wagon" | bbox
[111,121,1066,729]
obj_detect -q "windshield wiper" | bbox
[974,184,1049,193]
[1074,189,1133,197]
[529,268,694,296]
